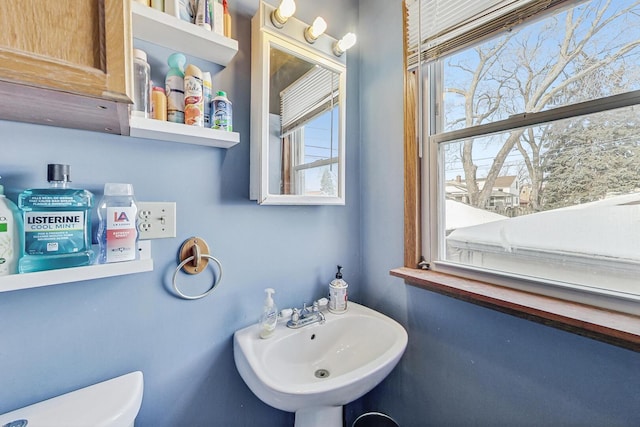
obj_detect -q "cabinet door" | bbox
[0,0,132,135]
[0,0,132,101]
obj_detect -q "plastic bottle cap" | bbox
[104,183,134,196]
[280,308,293,318]
[184,64,202,77]
[167,53,187,72]
[47,164,71,182]
[133,48,147,62]
[264,288,275,306]
[153,86,165,93]
[217,91,227,97]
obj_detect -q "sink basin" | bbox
[233,302,408,427]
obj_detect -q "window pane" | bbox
[441,106,640,296]
[441,0,640,132]
[270,106,339,196]
[296,165,338,196]
[303,107,339,165]
[291,109,339,196]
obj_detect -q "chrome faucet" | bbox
[286,301,325,329]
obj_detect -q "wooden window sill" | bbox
[390,267,640,352]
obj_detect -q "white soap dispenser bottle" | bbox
[259,288,278,339]
[329,265,348,314]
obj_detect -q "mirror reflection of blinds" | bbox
[280,65,339,136]
[405,0,576,68]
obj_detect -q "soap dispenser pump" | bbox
[259,288,278,339]
[329,265,348,314]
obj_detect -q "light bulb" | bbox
[334,32,357,56]
[304,16,327,43]
[271,0,296,28]
[278,0,296,19]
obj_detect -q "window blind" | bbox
[280,66,339,135]
[405,0,575,68]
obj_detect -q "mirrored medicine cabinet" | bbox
[250,2,347,205]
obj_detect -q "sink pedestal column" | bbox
[295,406,342,427]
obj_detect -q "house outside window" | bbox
[406,0,640,315]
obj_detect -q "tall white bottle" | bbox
[97,183,138,264]
[259,288,278,339]
[328,265,348,313]
[132,49,151,118]
[202,71,213,127]
[0,177,21,276]
[166,53,186,124]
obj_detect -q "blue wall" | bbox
[355,1,640,426]
[0,1,359,425]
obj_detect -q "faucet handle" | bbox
[291,308,300,323]
[302,302,311,314]
[312,301,319,312]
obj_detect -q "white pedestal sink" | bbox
[233,302,408,427]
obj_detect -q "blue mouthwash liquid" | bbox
[18,164,94,273]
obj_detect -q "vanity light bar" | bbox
[267,1,357,56]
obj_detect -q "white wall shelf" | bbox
[0,241,154,293]
[131,2,238,66]
[0,259,153,293]
[130,2,239,148]
[129,116,239,148]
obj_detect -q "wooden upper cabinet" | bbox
[0,0,133,134]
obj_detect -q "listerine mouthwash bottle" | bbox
[18,164,94,273]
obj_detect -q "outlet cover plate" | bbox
[137,201,177,239]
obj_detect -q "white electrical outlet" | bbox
[137,202,177,239]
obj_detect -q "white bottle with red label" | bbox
[97,183,138,264]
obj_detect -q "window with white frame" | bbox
[280,66,340,196]
[407,0,640,314]
[283,109,339,196]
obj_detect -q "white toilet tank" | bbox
[0,371,143,427]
